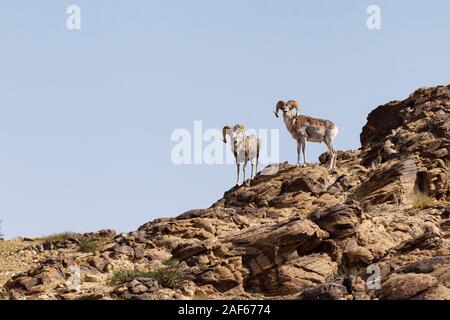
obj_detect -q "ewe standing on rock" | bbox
[222,124,260,186]
[274,100,339,170]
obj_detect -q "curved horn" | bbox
[222,126,231,143]
[287,100,300,116]
[233,124,247,140]
[234,124,247,132]
[274,100,286,118]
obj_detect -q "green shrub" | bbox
[411,192,435,209]
[298,280,313,288]
[108,269,153,285]
[82,275,98,283]
[0,289,9,300]
[348,266,365,277]
[108,262,182,288]
[192,292,209,300]
[348,193,363,204]
[39,232,75,243]
[78,237,100,252]
[150,264,182,289]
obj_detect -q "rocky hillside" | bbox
[1,85,450,300]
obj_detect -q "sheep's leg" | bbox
[236,163,240,185]
[243,161,247,183]
[256,141,260,175]
[296,142,301,167]
[324,140,335,170]
[302,139,307,166]
[331,143,337,170]
[251,162,254,180]
[329,141,337,170]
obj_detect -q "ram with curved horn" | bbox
[274,100,338,170]
[222,124,261,186]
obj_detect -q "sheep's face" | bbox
[279,106,296,119]
[275,101,297,118]
[223,125,246,143]
[230,128,245,140]
[280,104,290,115]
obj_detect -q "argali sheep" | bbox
[222,124,261,185]
[274,100,339,170]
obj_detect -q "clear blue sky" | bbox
[0,0,449,238]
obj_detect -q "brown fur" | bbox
[294,115,335,129]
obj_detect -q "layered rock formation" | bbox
[1,85,450,300]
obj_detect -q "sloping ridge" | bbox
[1,85,450,300]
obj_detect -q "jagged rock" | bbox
[393,232,444,254]
[172,243,208,262]
[308,204,361,238]
[133,247,146,259]
[225,217,328,261]
[268,253,338,295]
[343,275,370,300]
[2,85,450,300]
[375,253,450,300]
[138,216,238,249]
[88,256,108,272]
[416,163,450,199]
[412,285,450,300]
[361,85,450,151]
[298,281,348,300]
[353,159,418,206]
[342,237,375,265]
[84,229,116,239]
[177,217,329,293]
[281,167,332,195]
[361,100,406,149]
[114,277,163,300]
[195,258,245,292]
[113,244,135,257]
[360,85,450,199]
[395,255,450,277]
[176,208,237,220]
[6,264,66,295]
[380,273,438,300]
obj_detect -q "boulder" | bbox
[381,273,438,300]
[298,281,348,300]
[353,159,418,206]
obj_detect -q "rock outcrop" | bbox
[361,85,450,199]
[1,85,450,300]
